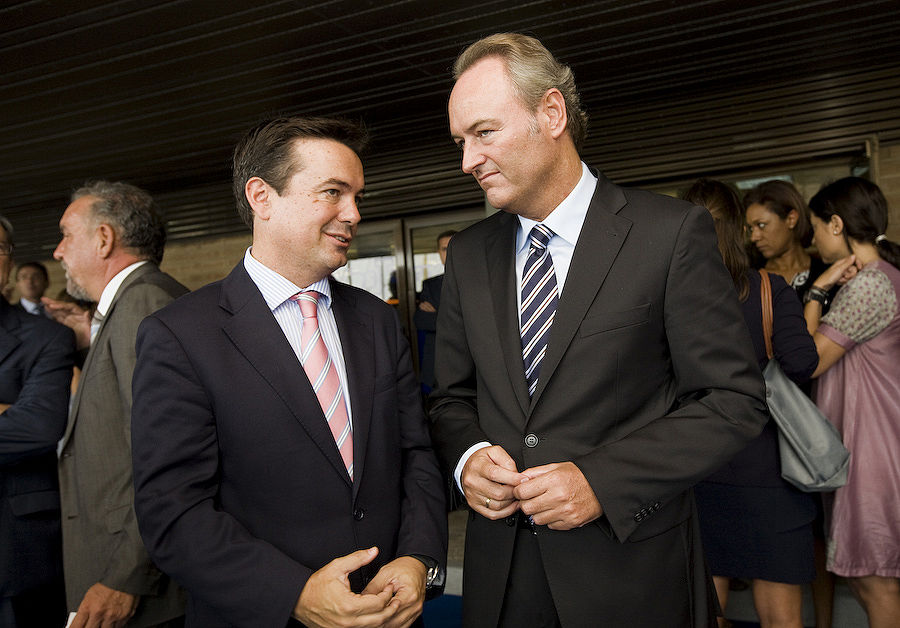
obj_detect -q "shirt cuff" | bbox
[454,441,492,492]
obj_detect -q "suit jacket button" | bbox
[634,513,644,522]
[524,433,538,448]
[506,515,517,527]
[353,508,365,521]
[653,502,661,511]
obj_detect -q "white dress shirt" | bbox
[91,260,149,343]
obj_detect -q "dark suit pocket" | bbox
[105,503,131,534]
[8,489,61,517]
[579,303,650,337]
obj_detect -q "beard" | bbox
[62,265,91,302]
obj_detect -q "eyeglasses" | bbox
[0,243,12,256]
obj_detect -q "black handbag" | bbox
[759,270,849,492]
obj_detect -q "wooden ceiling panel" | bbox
[2,0,900,259]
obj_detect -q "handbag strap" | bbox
[759,269,774,360]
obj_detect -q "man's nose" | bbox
[460,144,485,175]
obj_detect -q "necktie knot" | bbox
[529,224,553,252]
[291,291,321,319]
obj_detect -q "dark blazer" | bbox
[131,262,447,628]
[413,274,443,389]
[429,170,769,627]
[0,297,73,599]
[57,263,188,625]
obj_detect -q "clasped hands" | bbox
[461,445,602,530]
[293,548,426,628]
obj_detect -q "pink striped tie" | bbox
[291,291,353,479]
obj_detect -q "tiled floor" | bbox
[441,509,870,627]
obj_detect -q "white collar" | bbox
[517,162,596,252]
[96,261,149,317]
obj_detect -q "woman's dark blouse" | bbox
[703,270,819,486]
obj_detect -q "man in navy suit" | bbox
[0,215,74,627]
[413,230,455,393]
[132,116,446,628]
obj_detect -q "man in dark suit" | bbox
[131,116,447,628]
[0,215,74,627]
[429,33,769,627]
[413,230,455,392]
[49,181,188,627]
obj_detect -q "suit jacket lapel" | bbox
[0,300,21,364]
[530,173,632,409]
[220,264,353,486]
[486,213,531,417]
[329,282,372,498]
[63,263,159,446]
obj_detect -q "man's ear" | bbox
[96,223,116,259]
[246,177,273,222]
[541,88,569,140]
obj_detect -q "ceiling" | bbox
[3,0,900,260]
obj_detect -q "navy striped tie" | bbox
[521,224,558,397]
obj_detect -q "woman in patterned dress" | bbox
[804,177,900,628]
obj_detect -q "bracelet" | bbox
[804,286,828,305]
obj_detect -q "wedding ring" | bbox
[484,497,492,509]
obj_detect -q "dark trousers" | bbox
[498,527,561,628]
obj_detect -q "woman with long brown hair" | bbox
[745,180,830,304]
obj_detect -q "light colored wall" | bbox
[877,143,900,242]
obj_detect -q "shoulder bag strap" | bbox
[759,269,774,360]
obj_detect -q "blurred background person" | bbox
[0,214,74,628]
[745,178,837,626]
[14,262,51,317]
[414,229,455,394]
[685,179,819,628]
[745,180,831,305]
[803,177,900,628]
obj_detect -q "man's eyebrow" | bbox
[452,118,499,140]
[319,178,352,189]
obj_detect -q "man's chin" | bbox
[66,281,91,302]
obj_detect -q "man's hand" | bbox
[293,547,398,628]
[70,582,138,628]
[514,462,603,530]
[361,556,427,628]
[41,297,92,349]
[417,301,436,313]
[461,445,526,520]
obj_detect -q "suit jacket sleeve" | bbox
[570,206,768,540]
[412,276,440,332]
[100,282,183,594]
[0,321,74,466]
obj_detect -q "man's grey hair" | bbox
[72,181,167,265]
[453,32,588,150]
